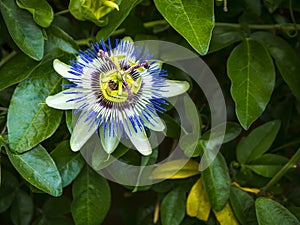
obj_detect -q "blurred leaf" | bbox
[236,120,281,164]
[202,153,231,211]
[8,60,63,153]
[151,159,200,180]
[245,154,288,178]
[0,53,38,91]
[96,0,141,40]
[214,202,239,225]
[256,197,300,225]
[209,26,243,53]
[154,0,214,55]
[16,0,54,28]
[242,0,261,15]
[10,190,34,225]
[7,145,62,197]
[45,26,78,55]
[65,111,73,134]
[0,0,44,60]
[42,196,71,217]
[51,141,85,187]
[263,0,284,13]
[33,216,74,225]
[161,186,186,225]
[230,186,258,225]
[71,166,111,225]
[227,38,275,129]
[251,31,300,100]
[0,170,18,213]
[160,113,181,138]
[186,178,211,221]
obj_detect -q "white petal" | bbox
[71,112,98,151]
[160,80,190,98]
[46,88,88,110]
[99,126,120,154]
[53,59,80,79]
[125,124,152,156]
[143,111,165,132]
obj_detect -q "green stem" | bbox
[261,148,300,193]
[144,20,169,28]
[271,139,300,152]
[0,107,8,111]
[54,9,70,16]
[0,51,16,68]
[75,38,94,46]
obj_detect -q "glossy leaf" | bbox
[186,178,211,221]
[230,187,257,225]
[236,120,281,164]
[96,0,141,40]
[8,60,63,153]
[202,153,231,211]
[214,203,239,225]
[154,0,214,55]
[252,31,300,100]
[0,170,18,213]
[227,38,275,129]
[16,0,54,28]
[151,159,200,179]
[51,141,85,187]
[256,197,300,225]
[71,166,111,225]
[10,190,34,225]
[0,53,38,91]
[0,0,44,60]
[7,145,62,197]
[161,187,186,225]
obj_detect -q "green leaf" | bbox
[227,38,275,129]
[7,145,62,197]
[96,0,141,40]
[230,187,257,225]
[245,154,288,178]
[0,53,38,91]
[161,187,186,225]
[202,153,231,211]
[236,120,281,164]
[255,197,300,225]
[16,0,54,28]
[51,141,85,187]
[45,26,78,55]
[42,196,71,217]
[209,26,243,53]
[0,0,44,60]
[0,170,18,213]
[154,0,214,55]
[251,31,300,100]
[10,190,34,225]
[8,60,63,153]
[71,166,111,225]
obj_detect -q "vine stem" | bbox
[0,51,16,68]
[261,148,300,193]
[54,9,70,16]
[270,139,300,152]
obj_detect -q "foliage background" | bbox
[1,0,300,224]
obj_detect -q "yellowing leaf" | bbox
[232,182,260,194]
[151,159,200,179]
[186,178,211,221]
[214,203,239,225]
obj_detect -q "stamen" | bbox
[126,61,150,73]
[98,50,119,71]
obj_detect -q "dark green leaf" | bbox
[8,60,63,153]
[161,187,186,225]
[0,53,38,91]
[230,187,258,225]
[263,0,284,13]
[227,38,275,129]
[209,26,243,53]
[42,196,71,217]
[7,145,62,197]
[0,0,44,60]
[202,153,231,211]
[160,113,181,138]
[10,190,34,225]
[96,0,141,40]
[0,170,18,213]
[251,31,300,100]
[51,141,85,187]
[154,0,214,55]
[71,166,111,225]
[236,120,281,164]
[246,154,288,178]
[16,0,54,28]
[256,197,300,225]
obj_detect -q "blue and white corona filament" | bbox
[46,39,189,155]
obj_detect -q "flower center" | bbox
[98,50,149,103]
